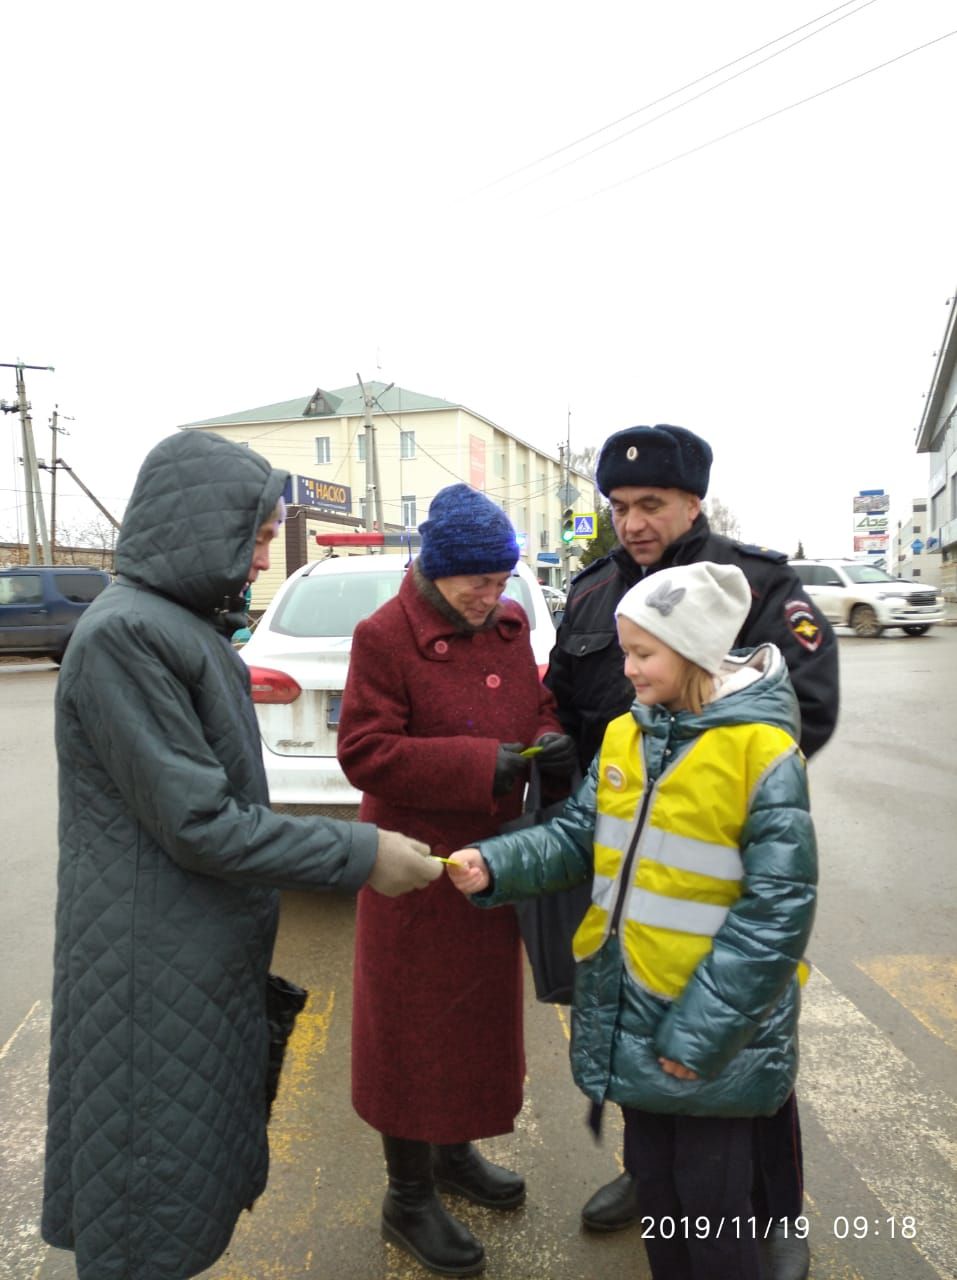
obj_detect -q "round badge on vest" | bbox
[604,764,625,790]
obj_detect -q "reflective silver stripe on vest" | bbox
[628,890,730,937]
[641,826,744,881]
[592,871,617,912]
[594,811,633,855]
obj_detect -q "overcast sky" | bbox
[2,0,955,558]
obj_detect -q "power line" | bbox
[476,0,876,195]
[495,0,881,199]
[556,24,957,210]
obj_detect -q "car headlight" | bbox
[876,591,907,601]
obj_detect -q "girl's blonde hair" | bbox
[673,654,716,715]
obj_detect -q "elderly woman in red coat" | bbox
[337,483,576,1277]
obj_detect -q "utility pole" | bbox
[48,406,72,562]
[50,459,121,530]
[1,362,54,565]
[356,373,385,538]
[559,409,572,587]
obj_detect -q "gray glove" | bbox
[368,829,443,897]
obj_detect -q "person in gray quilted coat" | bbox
[41,429,441,1280]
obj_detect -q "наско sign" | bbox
[285,474,352,514]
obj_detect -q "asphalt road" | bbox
[1,626,955,1280]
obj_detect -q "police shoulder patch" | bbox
[784,598,823,652]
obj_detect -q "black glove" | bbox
[533,733,578,777]
[493,742,527,796]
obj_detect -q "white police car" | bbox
[241,549,556,817]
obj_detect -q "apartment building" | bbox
[891,498,942,586]
[916,290,957,599]
[180,381,595,609]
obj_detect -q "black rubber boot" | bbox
[433,1142,526,1209]
[759,1224,811,1280]
[381,1135,485,1277]
[581,1171,641,1231]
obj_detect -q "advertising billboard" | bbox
[852,490,888,556]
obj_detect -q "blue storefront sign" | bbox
[283,474,352,514]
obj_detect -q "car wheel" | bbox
[850,604,882,638]
[902,625,930,636]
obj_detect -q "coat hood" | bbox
[114,431,288,614]
[630,643,801,744]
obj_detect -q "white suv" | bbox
[790,559,945,638]
[240,554,556,817]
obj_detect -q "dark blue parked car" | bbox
[0,566,111,662]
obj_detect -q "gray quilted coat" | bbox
[42,430,378,1280]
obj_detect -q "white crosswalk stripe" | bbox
[0,1002,50,1280]
[3,968,956,1279]
[800,968,957,1279]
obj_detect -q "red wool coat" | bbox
[337,568,561,1143]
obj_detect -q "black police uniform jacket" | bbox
[546,513,838,769]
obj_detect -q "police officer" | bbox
[545,424,838,1280]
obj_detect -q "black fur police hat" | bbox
[595,425,713,498]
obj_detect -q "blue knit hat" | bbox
[596,424,712,498]
[418,484,520,579]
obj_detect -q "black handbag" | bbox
[501,764,591,1005]
[264,973,308,1120]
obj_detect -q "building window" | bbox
[357,434,367,463]
[931,488,945,529]
[400,430,416,460]
[315,437,331,465]
[495,451,507,478]
[401,495,417,527]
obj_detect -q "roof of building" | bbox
[179,379,593,484]
[181,382,463,428]
[916,289,957,453]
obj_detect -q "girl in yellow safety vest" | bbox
[448,560,818,1280]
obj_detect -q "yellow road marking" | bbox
[209,990,336,1278]
[857,955,957,1050]
[803,1192,866,1280]
[554,1004,571,1043]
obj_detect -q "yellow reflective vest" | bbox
[573,710,802,999]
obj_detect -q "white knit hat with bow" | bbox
[615,561,752,674]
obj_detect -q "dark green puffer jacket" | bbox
[474,644,817,1119]
[42,430,378,1280]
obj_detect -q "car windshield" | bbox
[842,564,897,584]
[270,563,537,638]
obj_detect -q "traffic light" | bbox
[561,507,575,543]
